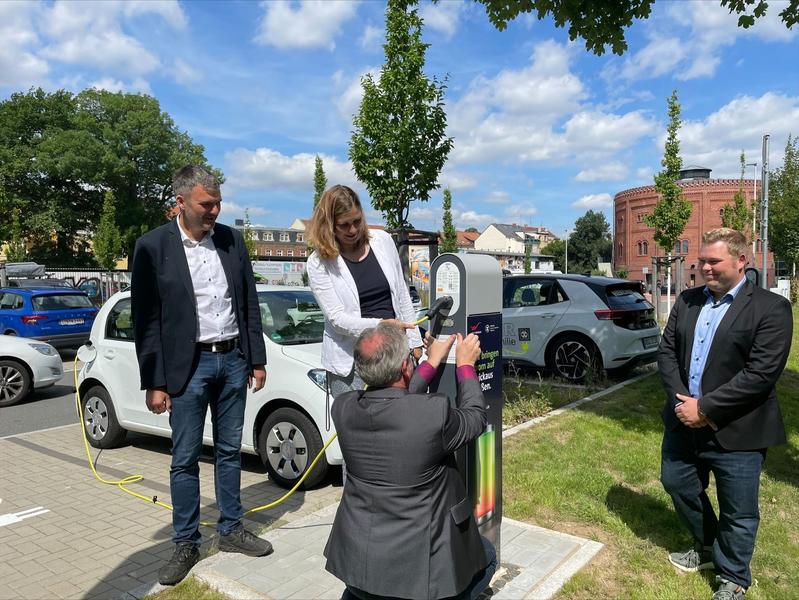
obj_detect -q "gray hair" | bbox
[172,165,220,198]
[354,324,409,387]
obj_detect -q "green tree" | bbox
[523,239,532,274]
[313,155,327,208]
[768,135,799,297]
[542,239,566,272]
[473,0,797,56]
[720,151,752,235]
[440,188,458,252]
[644,90,692,257]
[465,227,479,233]
[243,209,257,261]
[5,209,27,262]
[0,88,217,266]
[349,0,453,279]
[569,211,612,273]
[93,190,123,270]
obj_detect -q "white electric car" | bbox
[0,334,63,406]
[76,285,341,489]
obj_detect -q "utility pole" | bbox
[761,135,770,288]
[746,161,757,258]
[564,229,569,274]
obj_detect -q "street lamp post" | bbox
[564,229,569,274]
[746,161,758,258]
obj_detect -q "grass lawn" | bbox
[146,577,228,600]
[503,311,799,598]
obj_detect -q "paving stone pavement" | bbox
[130,504,602,600]
[0,424,342,600]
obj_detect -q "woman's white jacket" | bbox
[306,229,423,376]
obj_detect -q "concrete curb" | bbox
[503,370,657,439]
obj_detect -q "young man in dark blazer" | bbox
[325,324,497,600]
[131,165,272,585]
[658,228,792,600]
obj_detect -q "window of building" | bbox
[618,242,623,256]
[287,250,294,257]
[265,249,272,256]
[280,232,290,242]
[300,249,307,257]
[682,239,689,254]
[265,232,274,241]
[277,249,283,256]
[296,233,304,242]
[637,241,648,256]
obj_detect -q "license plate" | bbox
[59,318,84,326]
[642,335,659,349]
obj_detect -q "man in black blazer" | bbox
[132,165,272,585]
[324,324,497,600]
[658,228,792,600]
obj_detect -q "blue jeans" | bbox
[169,348,249,544]
[661,428,766,587]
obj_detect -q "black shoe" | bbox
[158,542,200,586]
[219,523,273,557]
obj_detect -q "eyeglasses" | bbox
[334,218,362,232]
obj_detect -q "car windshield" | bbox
[258,290,323,345]
[605,285,651,309]
[32,293,94,310]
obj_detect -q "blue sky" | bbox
[1,1,797,238]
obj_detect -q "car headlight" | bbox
[29,343,58,356]
[307,368,327,391]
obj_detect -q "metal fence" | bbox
[36,268,131,305]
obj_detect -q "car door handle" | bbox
[541,313,557,318]
[102,350,116,359]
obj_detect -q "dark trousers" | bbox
[661,427,766,587]
[342,537,498,600]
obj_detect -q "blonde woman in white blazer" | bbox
[306,185,422,400]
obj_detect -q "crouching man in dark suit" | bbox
[324,324,497,600]
[658,228,792,600]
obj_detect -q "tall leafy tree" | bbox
[349,0,453,246]
[542,239,565,272]
[0,88,216,266]
[5,209,27,262]
[313,155,327,208]
[440,188,458,252]
[523,238,532,274]
[720,151,752,235]
[473,0,797,55]
[644,90,692,256]
[768,135,799,294]
[568,210,612,273]
[93,190,123,271]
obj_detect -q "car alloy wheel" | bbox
[259,407,327,489]
[552,338,595,382]
[0,360,31,407]
[81,385,126,449]
[83,394,110,442]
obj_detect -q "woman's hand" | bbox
[380,318,416,330]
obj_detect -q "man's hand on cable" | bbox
[249,365,266,392]
[146,388,171,414]
[455,333,481,367]
[424,332,456,369]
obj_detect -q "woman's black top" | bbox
[342,248,395,319]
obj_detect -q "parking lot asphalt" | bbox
[0,424,342,599]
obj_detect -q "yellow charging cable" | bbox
[73,312,431,523]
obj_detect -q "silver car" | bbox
[502,275,659,382]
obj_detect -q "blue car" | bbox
[0,288,98,348]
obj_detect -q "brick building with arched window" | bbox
[614,167,774,290]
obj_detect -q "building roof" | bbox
[488,223,556,243]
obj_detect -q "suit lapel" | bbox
[212,227,239,308]
[168,218,196,301]
[682,289,704,372]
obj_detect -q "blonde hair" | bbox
[307,185,369,259]
[702,227,748,258]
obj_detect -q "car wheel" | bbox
[546,334,601,383]
[259,407,327,489]
[4,330,17,336]
[0,359,31,407]
[81,385,127,449]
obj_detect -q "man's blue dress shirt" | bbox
[688,276,747,398]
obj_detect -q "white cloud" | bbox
[89,77,152,94]
[483,191,509,204]
[419,0,465,39]
[0,2,49,87]
[39,1,186,77]
[437,166,478,191]
[504,204,538,217]
[334,67,379,121]
[225,147,353,190]
[575,162,628,182]
[610,2,797,82]
[452,206,498,230]
[448,40,656,166]
[219,200,271,222]
[679,92,799,177]
[254,0,358,50]
[571,193,612,209]
[360,24,382,50]
[636,166,654,181]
